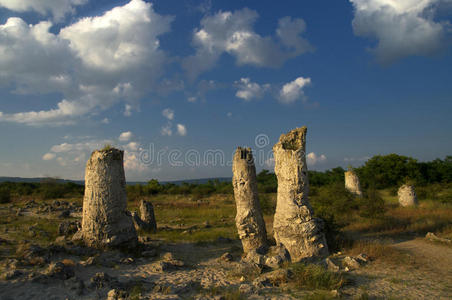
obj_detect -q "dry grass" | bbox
[344,240,415,265]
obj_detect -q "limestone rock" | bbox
[78,148,137,248]
[273,126,328,262]
[140,200,157,231]
[232,147,268,254]
[398,184,418,207]
[345,170,363,197]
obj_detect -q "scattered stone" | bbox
[272,126,329,262]
[232,147,268,254]
[58,220,80,236]
[45,261,75,280]
[343,256,361,270]
[16,243,48,265]
[120,257,134,264]
[238,283,254,295]
[107,289,128,300]
[219,252,233,262]
[345,169,363,197]
[255,269,292,287]
[264,244,291,268]
[325,257,340,272]
[356,253,369,263]
[243,249,265,265]
[2,270,23,280]
[426,232,452,244]
[203,221,211,228]
[78,148,138,248]
[398,184,418,207]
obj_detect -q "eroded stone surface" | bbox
[273,127,328,262]
[140,200,157,231]
[398,184,418,207]
[232,147,268,254]
[345,170,363,197]
[77,148,137,248]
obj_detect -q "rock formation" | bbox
[76,148,137,248]
[272,127,328,262]
[398,184,418,207]
[140,200,157,231]
[232,147,268,254]
[345,169,363,197]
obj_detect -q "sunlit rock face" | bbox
[78,148,137,249]
[398,184,418,207]
[273,127,328,262]
[345,170,363,197]
[232,147,268,254]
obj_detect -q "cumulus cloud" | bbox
[350,0,450,63]
[183,8,313,80]
[176,124,187,136]
[279,77,311,104]
[0,0,88,22]
[161,123,172,136]
[119,131,133,142]
[162,108,175,120]
[42,152,56,161]
[235,78,270,101]
[307,152,327,166]
[0,0,173,126]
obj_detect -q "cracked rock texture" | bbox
[345,170,363,197]
[272,127,328,262]
[398,184,418,207]
[78,148,137,248]
[140,200,157,231]
[232,147,268,254]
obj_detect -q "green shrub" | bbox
[259,193,275,215]
[359,189,386,218]
[290,263,345,290]
[0,186,11,203]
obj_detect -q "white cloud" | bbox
[187,96,197,103]
[279,77,311,104]
[101,118,110,124]
[350,0,449,63]
[344,156,371,162]
[124,104,133,117]
[176,124,187,136]
[307,152,327,166]
[0,0,88,22]
[0,0,173,126]
[183,8,313,80]
[235,78,270,101]
[119,131,133,142]
[42,152,56,161]
[161,123,172,136]
[125,142,139,152]
[162,108,175,120]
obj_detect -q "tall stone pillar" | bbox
[273,127,328,262]
[232,147,268,254]
[345,170,363,197]
[398,184,418,207]
[79,148,137,248]
[140,200,157,231]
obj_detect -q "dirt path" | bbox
[392,238,452,278]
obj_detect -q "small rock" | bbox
[107,288,128,300]
[58,220,80,236]
[343,256,361,270]
[426,232,452,244]
[325,257,340,272]
[90,272,118,289]
[2,270,23,280]
[238,284,254,295]
[45,262,75,280]
[203,221,211,228]
[219,252,233,262]
[243,249,265,265]
[356,253,369,263]
[120,257,134,264]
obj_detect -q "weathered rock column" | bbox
[232,147,268,254]
[273,127,328,262]
[345,170,363,197]
[79,148,137,248]
[140,200,157,231]
[398,184,418,207]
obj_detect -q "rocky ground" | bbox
[1,199,451,299]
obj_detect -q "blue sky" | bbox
[0,0,451,181]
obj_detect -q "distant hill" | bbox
[0,176,231,186]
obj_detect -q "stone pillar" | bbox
[345,170,363,197]
[398,184,418,207]
[79,148,137,248]
[273,127,328,262]
[140,200,157,231]
[232,147,268,254]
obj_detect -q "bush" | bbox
[0,186,11,203]
[290,263,345,290]
[259,193,275,215]
[359,189,386,218]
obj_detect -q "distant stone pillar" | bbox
[79,148,137,248]
[273,127,328,262]
[140,200,157,231]
[398,184,418,207]
[232,147,268,254]
[345,170,363,197]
